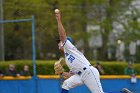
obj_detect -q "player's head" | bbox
[55,36,73,51]
[55,36,64,51]
[55,36,73,44]
[55,36,61,44]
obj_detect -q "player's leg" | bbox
[107,91,132,93]
[106,88,133,93]
[82,66,104,93]
[61,74,83,93]
[121,88,133,93]
[61,89,69,93]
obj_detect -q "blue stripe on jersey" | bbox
[63,39,67,46]
[63,37,73,47]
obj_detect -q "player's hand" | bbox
[54,9,61,21]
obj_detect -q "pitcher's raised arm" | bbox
[55,9,66,43]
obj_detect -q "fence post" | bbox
[0,0,4,61]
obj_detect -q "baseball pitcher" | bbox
[54,9,132,93]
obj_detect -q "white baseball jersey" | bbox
[63,39,91,73]
[62,39,104,93]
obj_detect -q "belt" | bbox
[76,65,92,75]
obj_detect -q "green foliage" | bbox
[0,60,140,75]
[36,60,55,75]
[101,62,127,75]
[3,0,139,61]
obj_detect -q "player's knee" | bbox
[62,80,71,90]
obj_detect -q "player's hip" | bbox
[75,65,100,78]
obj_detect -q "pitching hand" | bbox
[54,9,61,21]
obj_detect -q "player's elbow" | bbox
[60,34,66,42]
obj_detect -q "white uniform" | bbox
[62,39,104,93]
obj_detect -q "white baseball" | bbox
[55,9,59,13]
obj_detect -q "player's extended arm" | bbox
[55,9,66,43]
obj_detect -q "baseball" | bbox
[55,9,60,13]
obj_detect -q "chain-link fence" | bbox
[0,17,36,76]
[0,18,33,60]
[2,0,62,60]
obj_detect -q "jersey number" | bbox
[68,55,75,63]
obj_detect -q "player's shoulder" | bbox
[63,38,74,47]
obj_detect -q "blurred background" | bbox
[0,0,140,63]
[0,1,140,93]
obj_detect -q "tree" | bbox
[116,2,140,63]
[76,0,133,60]
[3,0,134,60]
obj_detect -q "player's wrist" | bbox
[57,19,61,23]
[61,71,64,75]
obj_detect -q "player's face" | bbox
[58,41,64,52]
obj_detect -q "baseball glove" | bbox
[58,57,65,66]
[54,57,65,75]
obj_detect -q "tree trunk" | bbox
[98,0,114,61]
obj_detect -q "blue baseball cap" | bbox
[55,36,73,44]
[67,36,73,44]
